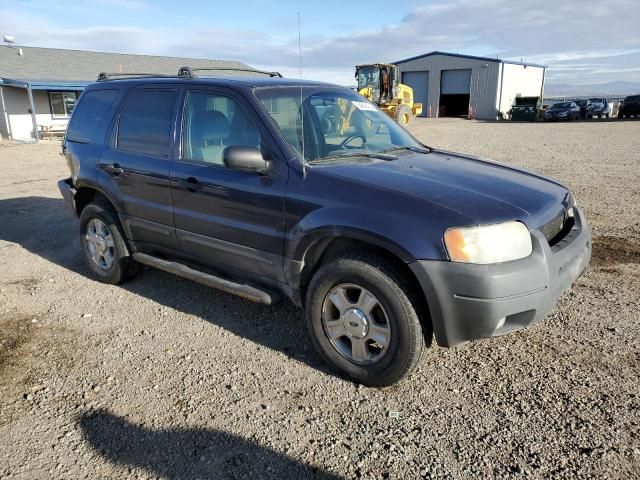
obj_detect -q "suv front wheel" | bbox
[305,253,425,386]
[79,202,139,284]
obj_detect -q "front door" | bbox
[99,86,181,250]
[170,87,288,284]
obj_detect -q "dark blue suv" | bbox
[58,68,592,386]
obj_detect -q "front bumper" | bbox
[58,178,78,217]
[410,207,592,347]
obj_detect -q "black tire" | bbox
[395,104,413,126]
[304,253,425,386]
[79,201,139,284]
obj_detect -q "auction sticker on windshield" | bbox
[352,101,378,111]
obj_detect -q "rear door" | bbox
[99,86,181,250]
[170,86,288,283]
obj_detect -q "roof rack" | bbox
[97,72,176,81]
[177,66,283,78]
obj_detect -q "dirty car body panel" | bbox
[58,75,591,358]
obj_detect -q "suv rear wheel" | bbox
[305,253,424,386]
[79,202,139,284]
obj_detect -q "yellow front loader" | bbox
[355,63,422,126]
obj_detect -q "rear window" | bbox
[66,89,118,143]
[116,89,176,158]
[625,95,640,102]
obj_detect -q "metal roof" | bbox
[0,45,253,84]
[393,51,546,69]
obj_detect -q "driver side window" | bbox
[181,91,261,165]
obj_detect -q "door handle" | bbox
[102,163,124,175]
[181,176,203,193]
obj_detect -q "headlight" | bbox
[444,221,532,264]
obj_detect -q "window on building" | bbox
[49,92,77,118]
[263,97,278,114]
[116,89,176,158]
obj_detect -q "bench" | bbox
[38,124,67,140]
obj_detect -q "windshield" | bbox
[551,102,572,109]
[254,86,424,164]
[589,98,603,103]
[356,66,379,91]
[576,100,587,106]
[625,95,640,102]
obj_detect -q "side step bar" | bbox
[132,253,279,305]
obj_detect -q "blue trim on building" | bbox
[1,78,90,90]
[393,51,546,69]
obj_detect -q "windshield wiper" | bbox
[380,145,432,154]
[312,151,398,163]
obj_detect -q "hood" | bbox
[319,150,571,228]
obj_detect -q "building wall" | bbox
[497,63,545,116]
[396,54,501,120]
[0,86,32,141]
[0,87,73,141]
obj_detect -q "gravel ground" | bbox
[0,118,638,479]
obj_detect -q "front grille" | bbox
[540,210,566,242]
[540,207,576,247]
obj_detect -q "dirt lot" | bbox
[1,119,639,479]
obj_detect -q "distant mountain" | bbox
[545,81,640,98]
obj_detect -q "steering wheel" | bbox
[339,135,366,149]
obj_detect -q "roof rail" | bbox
[97,72,173,81]
[177,66,283,78]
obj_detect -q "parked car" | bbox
[58,69,592,386]
[544,102,580,121]
[618,95,640,118]
[588,97,609,118]
[574,99,594,119]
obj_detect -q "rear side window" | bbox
[66,89,118,143]
[116,89,176,158]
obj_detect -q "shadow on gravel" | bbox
[0,196,86,274]
[0,196,336,379]
[80,409,341,479]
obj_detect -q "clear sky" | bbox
[2,0,639,86]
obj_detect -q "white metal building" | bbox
[394,51,546,120]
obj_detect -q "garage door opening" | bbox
[439,94,470,117]
[439,69,471,117]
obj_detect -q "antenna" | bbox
[298,11,305,164]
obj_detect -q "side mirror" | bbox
[223,146,269,174]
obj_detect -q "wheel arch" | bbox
[73,183,121,217]
[295,233,432,342]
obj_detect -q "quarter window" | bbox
[66,89,119,143]
[181,91,261,165]
[116,89,176,158]
[49,92,77,118]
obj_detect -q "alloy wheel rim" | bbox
[85,218,115,270]
[321,283,391,365]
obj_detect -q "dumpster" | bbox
[511,96,541,121]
